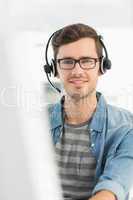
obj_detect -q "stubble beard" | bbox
[66,87,96,103]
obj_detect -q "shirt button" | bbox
[91,143,95,147]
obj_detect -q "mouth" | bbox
[68,79,88,86]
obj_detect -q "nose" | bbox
[71,62,84,75]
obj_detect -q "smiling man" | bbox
[56,37,99,125]
[45,23,133,200]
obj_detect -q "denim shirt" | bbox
[47,92,133,200]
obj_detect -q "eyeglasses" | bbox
[56,57,101,70]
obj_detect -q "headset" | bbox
[43,30,112,93]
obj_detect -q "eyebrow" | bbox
[58,57,74,60]
[57,56,97,60]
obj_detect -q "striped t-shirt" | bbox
[55,122,96,200]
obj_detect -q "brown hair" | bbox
[51,23,103,59]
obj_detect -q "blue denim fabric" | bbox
[47,92,133,200]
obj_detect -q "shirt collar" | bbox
[89,92,107,132]
[50,92,107,133]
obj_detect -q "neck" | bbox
[64,92,97,125]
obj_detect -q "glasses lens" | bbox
[60,59,74,69]
[80,58,95,69]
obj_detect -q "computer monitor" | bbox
[0,32,62,200]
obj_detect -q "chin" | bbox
[66,87,96,101]
[67,92,90,102]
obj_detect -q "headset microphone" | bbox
[45,71,61,93]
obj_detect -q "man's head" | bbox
[50,23,104,101]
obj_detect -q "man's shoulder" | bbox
[46,101,60,114]
[107,103,133,128]
[46,101,61,125]
[46,101,62,129]
[108,103,133,118]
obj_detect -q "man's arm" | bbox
[89,129,133,200]
[89,190,116,200]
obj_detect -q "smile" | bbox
[69,79,88,84]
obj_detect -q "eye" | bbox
[62,59,74,65]
[81,58,94,64]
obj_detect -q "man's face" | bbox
[56,38,100,100]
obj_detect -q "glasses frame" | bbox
[56,57,102,70]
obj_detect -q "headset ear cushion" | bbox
[104,58,112,70]
[51,59,57,77]
[100,57,112,74]
[44,64,52,75]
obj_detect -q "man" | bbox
[45,23,133,200]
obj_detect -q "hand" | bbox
[89,190,116,200]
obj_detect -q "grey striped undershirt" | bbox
[55,121,96,200]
